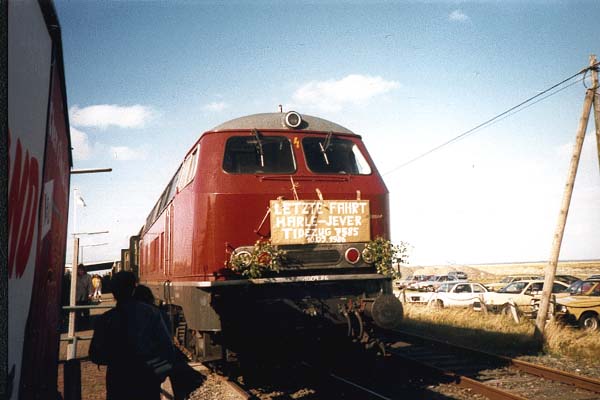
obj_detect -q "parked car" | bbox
[530,279,583,316]
[586,274,600,280]
[447,271,468,280]
[395,274,424,290]
[555,280,600,330]
[409,274,466,292]
[403,282,488,307]
[429,282,488,308]
[407,275,436,291]
[485,280,569,314]
[552,274,581,285]
[399,275,431,290]
[485,275,540,292]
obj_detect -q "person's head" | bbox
[133,284,155,305]
[111,271,137,302]
[77,264,85,275]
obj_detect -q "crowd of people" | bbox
[61,265,109,329]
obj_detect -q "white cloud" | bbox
[70,127,92,160]
[202,101,229,112]
[109,146,147,161]
[449,9,469,22]
[70,104,153,129]
[292,74,400,112]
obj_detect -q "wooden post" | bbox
[63,359,81,400]
[592,57,600,175]
[480,296,488,314]
[67,237,79,360]
[535,55,598,337]
[508,300,520,324]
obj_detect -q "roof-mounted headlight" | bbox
[284,111,302,129]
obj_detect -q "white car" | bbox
[485,280,569,313]
[429,282,489,308]
[485,275,540,292]
[403,282,488,308]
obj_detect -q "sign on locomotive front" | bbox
[270,200,370,245]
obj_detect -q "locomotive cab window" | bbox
[223,135,295,174]
[177,146,199,191]
[302,137,372,175]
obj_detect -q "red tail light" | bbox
[345,248,361,264]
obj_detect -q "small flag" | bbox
[75,191,87,207]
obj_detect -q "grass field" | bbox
[401,304,600,365]
[396,260,600,363]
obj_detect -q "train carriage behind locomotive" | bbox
[134,112,402,361]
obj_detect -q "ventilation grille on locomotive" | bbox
[284,249,341,267]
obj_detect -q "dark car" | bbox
[553,275,581,285]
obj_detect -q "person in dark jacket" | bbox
[133,284,171,331]
[90,271,174,400]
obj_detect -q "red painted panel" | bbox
[19,56,71,398]
[140,129,390,283]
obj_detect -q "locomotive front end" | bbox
[138,111,403,361]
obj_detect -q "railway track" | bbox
[207,356,399,400]
[383,329,600,400]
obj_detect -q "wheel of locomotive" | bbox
[173,311,187,345]
[579,312,599,331]
[171,309,200,361]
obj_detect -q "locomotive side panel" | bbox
[170,185,195,277]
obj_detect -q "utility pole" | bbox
[64,168,111,400]
[535,55,598,337]
[593,62,600,175]
[66,238,79,360]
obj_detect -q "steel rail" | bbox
[203,362,252,400]
[456,376,528,400]
[508,358,600,394]
[215,375,252,400]
[389,349,528,400]
[390,329,600,394]
[300,361,397,400]
[328,372,394,400]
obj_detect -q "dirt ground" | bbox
[57,295,112,400]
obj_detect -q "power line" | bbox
[459,76,585,139]
[383,63,599,176]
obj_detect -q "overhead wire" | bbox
[461,76,585,137]
[383,62,599,176]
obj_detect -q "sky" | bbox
[54,0,600,266]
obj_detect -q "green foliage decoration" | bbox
[228,239,286,278]
[364,236,409,279]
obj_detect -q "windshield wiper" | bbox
[252,129,265,167]
[319,131,333,165]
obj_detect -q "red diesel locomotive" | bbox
[134,111,403,360]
